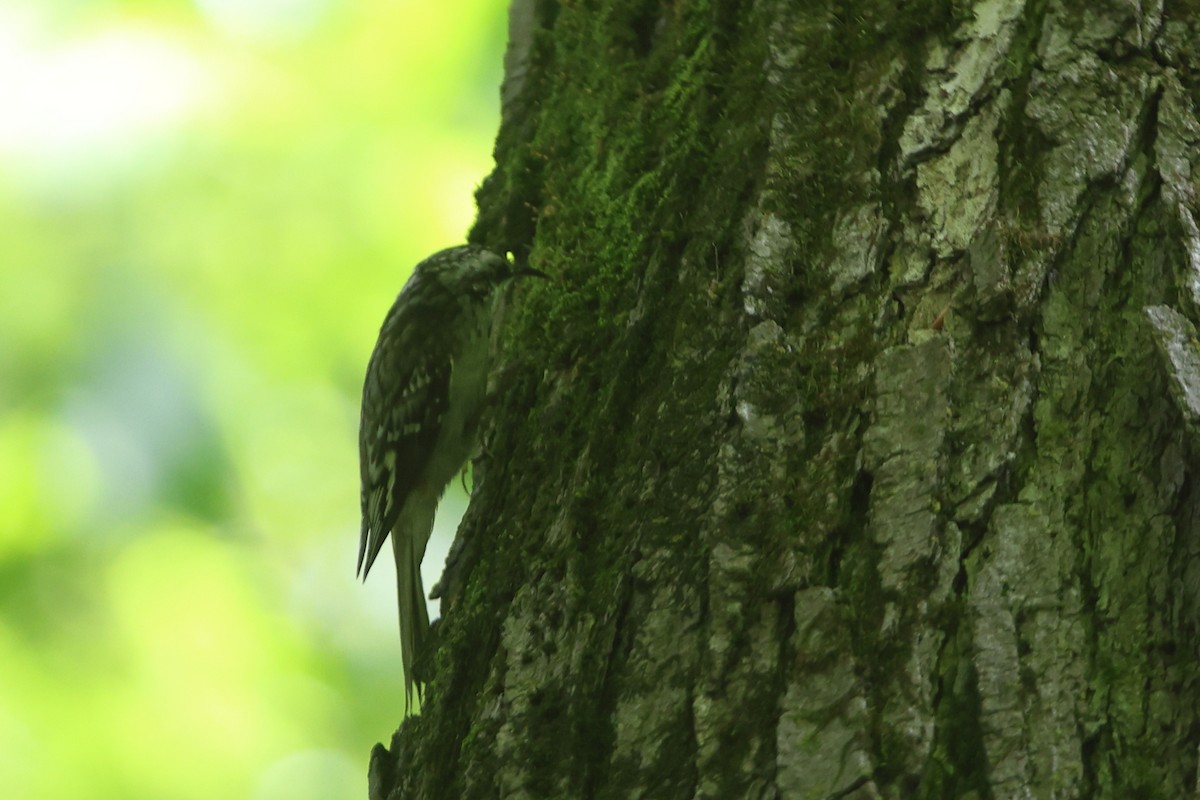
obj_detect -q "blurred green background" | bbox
[0,0,505,797]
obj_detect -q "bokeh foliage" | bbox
[0,0,504,797]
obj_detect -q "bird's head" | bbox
[418,245,545,299]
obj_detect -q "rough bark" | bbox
[369,1,1200,797]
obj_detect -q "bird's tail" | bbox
[393,495,434,710]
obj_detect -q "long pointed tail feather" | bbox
[392,491,436,709]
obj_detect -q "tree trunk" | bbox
[369,1,1200,797]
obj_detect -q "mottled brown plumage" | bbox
[359,245,536,707]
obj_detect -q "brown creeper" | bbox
[359,244,539,706]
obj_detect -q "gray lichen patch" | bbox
[1154,77,1200,308]
[899,0,1024,162]
[1145,304,1200,423]
[917,94,1004,259]
[776,588,876,799]
[741,211,794,320]
[864,337,953,592]
[829,201,885,294]
[969,499,1090,797]
[1026,44,1153,231]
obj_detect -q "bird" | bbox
[358,244,541,707]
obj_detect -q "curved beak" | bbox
[513,265,548,280]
